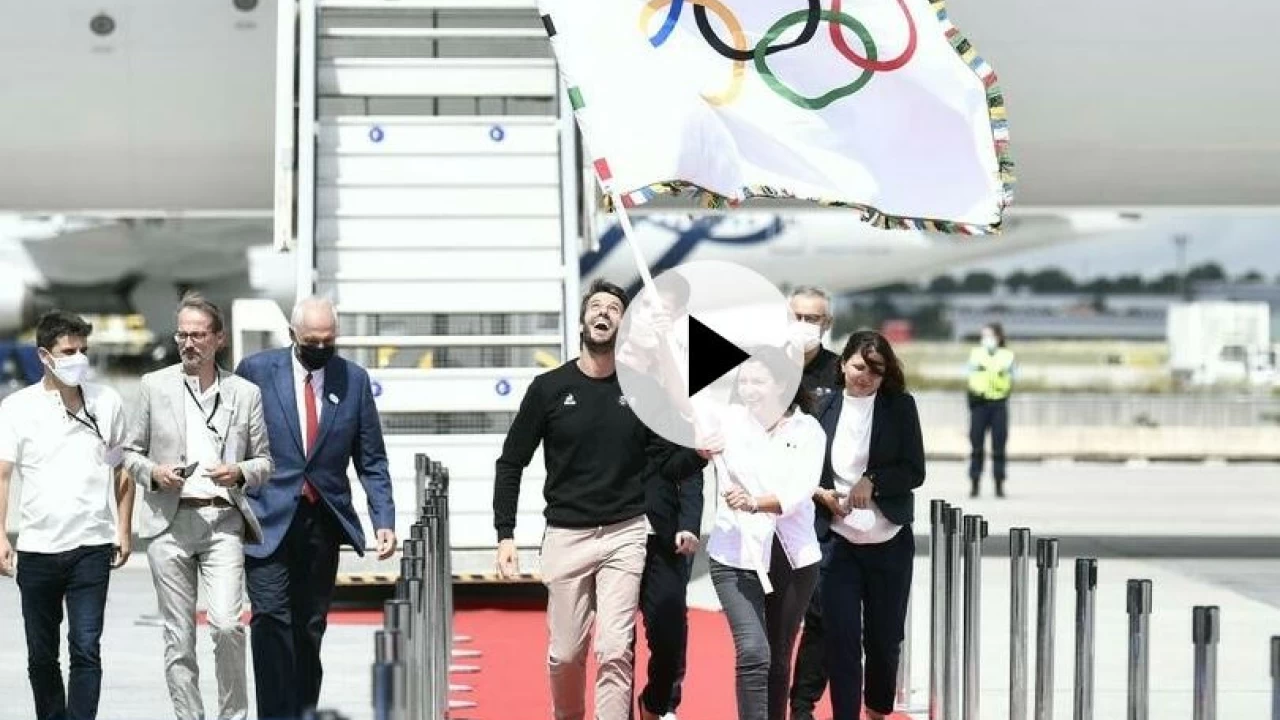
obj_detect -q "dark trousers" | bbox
[710,537,819,720]
[633,535,693,716]
[788,538,833,716]
[17,544,113,720]
[823,527,914,720]
[246,500,342,720]
[969,399,1009,486]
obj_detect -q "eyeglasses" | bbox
[794,313,826,324]
[174,331,212,343]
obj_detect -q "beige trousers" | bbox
[541,515,648,720]
[147,505,248,720]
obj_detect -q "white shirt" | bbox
[0,381,126,553]
[292,354,324,454]
[706,406,825,576]
[830,392,902,545]
[181,373,228,500]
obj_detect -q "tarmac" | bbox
[2,459,1279,719]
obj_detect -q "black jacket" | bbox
[813,389,926,539]
[646,467,704,551]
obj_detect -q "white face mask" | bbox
[980,335,998,351]
[45,351,91,387]
[791,321,822,352]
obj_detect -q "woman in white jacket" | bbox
[706,347,826,720]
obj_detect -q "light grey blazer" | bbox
[122,364,274,543]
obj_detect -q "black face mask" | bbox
[296,343,335,371]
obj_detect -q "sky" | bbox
[954,215,1280,280]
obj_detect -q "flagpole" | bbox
[605,188,658,295]
[602,186,762,589]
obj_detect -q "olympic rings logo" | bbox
[638,0,917,110]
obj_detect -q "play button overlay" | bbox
[615,261,804,449]
[687,316,751,396]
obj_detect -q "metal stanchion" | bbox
[413,454,430,525]
[1126,579,1152,720]
[944,506,964,720]
[1192,606,1219,720]
[1270,636,1280,720]
[962,516,987,720]
[422,499,441,720]
[382,599,412,720]
[439,469,464,646]
[1035,538,1059,720]
[1073,559,1097,720]
[399,549,422,720]
[930,499,949,720]
[1010,528,1032,720]
[373,629,400,720]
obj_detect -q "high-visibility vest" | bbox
[967,347,1015,400]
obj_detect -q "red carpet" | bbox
[203,604,910,718]
[439,606,911,720]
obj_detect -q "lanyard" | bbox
[65,387,103,442]
[183,377,222,436]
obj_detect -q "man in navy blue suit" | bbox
[235,296,396,719]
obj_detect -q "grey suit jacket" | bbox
[122,364,273,543]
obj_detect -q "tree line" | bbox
[877,262,1266,296]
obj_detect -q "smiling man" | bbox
[493,279,708,720]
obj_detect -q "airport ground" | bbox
[3,460,1278,720]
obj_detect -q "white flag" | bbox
[538,0,1013,234]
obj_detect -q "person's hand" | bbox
[723,485,756,513]
[496,539,519,579]
[0,535,14,577]
[848,476,875,510]
[152,464,186,491]
[204,463,243,488]
[674,531,700,556]
[111,533,132,570]
[695,425,724,460]
[376,529,397,560]
[815,488,848,518]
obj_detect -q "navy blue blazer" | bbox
[235,347,395,558]
[814,389,926,539]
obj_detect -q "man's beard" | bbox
[582,331,616,355]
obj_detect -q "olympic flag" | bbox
[538,0,1014,234]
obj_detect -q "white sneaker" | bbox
[661,714,678,720]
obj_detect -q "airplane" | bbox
[0,0,1276,338]
[0,209,1138,341]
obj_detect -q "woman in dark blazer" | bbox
[811,330,925,720]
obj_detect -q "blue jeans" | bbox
[16,544,113,720]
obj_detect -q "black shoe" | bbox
[969,479,980,498]
[790,709,816,720]
[995,483,1006,498]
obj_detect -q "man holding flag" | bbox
[493,280,709,720]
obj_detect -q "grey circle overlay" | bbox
[616,261,804,449]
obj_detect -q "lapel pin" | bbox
[327,393,339,405]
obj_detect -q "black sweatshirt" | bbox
[492,360,706,541]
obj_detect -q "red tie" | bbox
[301,372,320,504]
